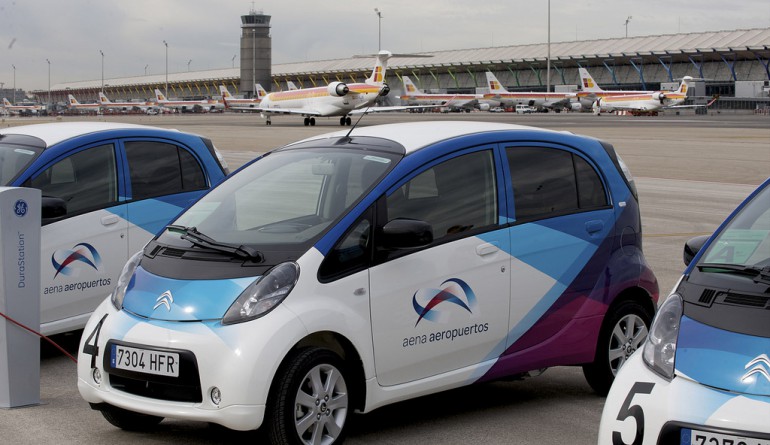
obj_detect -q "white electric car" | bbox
[78,121,658,444]
[598,177,770,445]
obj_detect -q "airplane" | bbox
[98,92,157,114]
[592,76,717,115]
[576,68,662,110]
[286,80,299,90]
[67,94,102,113]
[483,72,577,111]
[398,76,487,112]
[2,98,45,115]
[218,84,267,111]
[252,50,431,126]
[154,89,224,113]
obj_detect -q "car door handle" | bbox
[101,215,120,226]
[476,242,499,256]
[585,220,604,234]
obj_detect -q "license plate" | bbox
[683,428,770,445]
[110,344,180,377]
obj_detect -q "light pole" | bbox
[546,0,551,93]
[99,50,104,93]
[374,8,383,51]
[232,54,236,68]
[46,59,51,109]
[12,64,16,105]
[187,59,192,72]
[145,64,149,76]
[252,29,256,98]
[163,40,168,97]
[625,16,632,38]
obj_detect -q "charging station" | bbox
[0,187,41,408]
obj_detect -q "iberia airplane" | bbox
[398,76,487,111]
[254,50,429,126]
[2,97,45,115]
[154,89,224,113]
[98,92,157,114]
[218,84,267,111]
[67,94,102,113]
[592,76,717,115]
[483,72,577,111]
[576,68,659,110]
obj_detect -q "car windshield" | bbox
[699,182,770,269]
[0,143,41,185]
[159,146,398,248]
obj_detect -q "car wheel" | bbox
[583,300,652,395]
[99,404,163,431]
[266,348,350,445]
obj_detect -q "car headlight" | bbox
[222,262,299,325]
[642,293,683,380]
[110,251,143,310]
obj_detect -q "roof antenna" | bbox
[344,83,388,138]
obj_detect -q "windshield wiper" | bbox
[166,225,263,262]
[697,262,770,285]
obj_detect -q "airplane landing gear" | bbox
[304,117,316,126]
[339,116,352,126]
[265,117,272,125]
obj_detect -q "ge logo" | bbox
[14,199,28,217]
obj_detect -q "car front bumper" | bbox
[598,352,770,445]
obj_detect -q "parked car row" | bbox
[0,120,766,444]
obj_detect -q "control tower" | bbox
[240,9,271,98]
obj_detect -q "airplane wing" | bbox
[349,104,440,114]
[664,96,719,109]
[258,107,324,116]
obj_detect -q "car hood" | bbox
[676,315,770,396]
[122,266,258,321]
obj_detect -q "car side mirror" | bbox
[381,218,433,249]
[42,196,67,220]
[683,234,711,266]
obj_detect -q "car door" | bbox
[369,147,511,386]
[502,145,613,354]
[121,139,210,254]
[29,142,129,330]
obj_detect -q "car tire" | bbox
[99,404,163,431]
[583,300,652,396]
[266,348,351,445]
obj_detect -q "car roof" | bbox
[288,121,559,154]
[0,122,177,147]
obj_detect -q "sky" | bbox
[1,0,769,92]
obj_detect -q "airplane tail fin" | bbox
[485,72,508,94]
[255,84,268,100]
[677,76,693,95]
[98,92,111,104]
[68,94,80,106]
[286,80,298,91]
[154,89,167,102]
[579,68,604,92]
[2,98,10,106]
[219,85,233,99]
[402,76,421,96]
[365,50,392,86]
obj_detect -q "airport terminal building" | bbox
[31,21,770,111]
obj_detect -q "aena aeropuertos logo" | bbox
[51,243,102,278]
[412,278,477,326]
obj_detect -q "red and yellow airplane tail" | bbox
[401,76,420,96]
[2,98,11,107]
[255,84,268,100]
[485,72,508,94]
[365,50,392,86]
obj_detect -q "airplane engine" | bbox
[328,82,349,97]
[477,103,490,111]
[379,82,390,97]
[569,102,583,112]
[652,92,666,104]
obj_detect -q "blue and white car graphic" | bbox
[0,122,228,335]
[77,121,658,444]
[599,177,770,445]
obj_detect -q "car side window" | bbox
[125,141,206,201]
[506,146,608,222]
[27,143,118,216]
[386,149,497,242]
[318,208,373,282]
